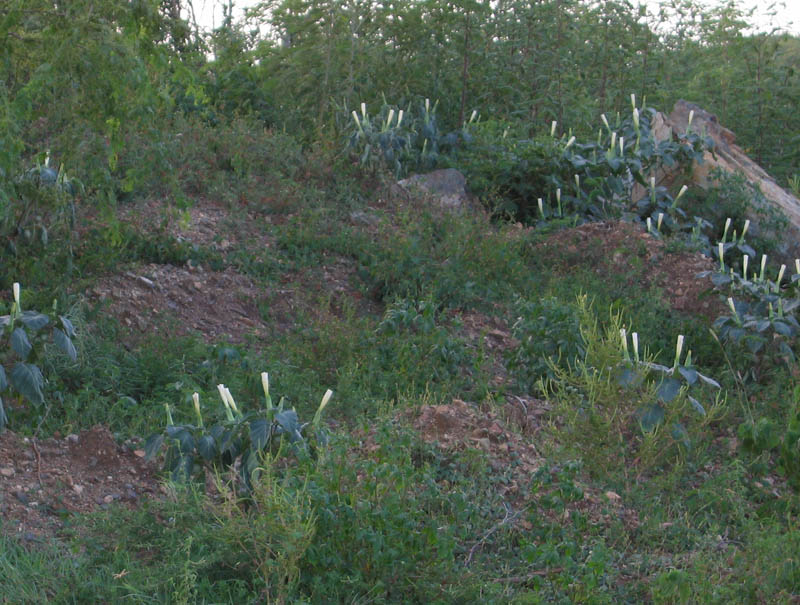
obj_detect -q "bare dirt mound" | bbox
[90,263,270,344]
[0,425,160,539]
[537,221,723,318]
[117,197,275,251]
[413,398,542,498]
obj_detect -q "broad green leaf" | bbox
[617,367,642,387]
[677,366,697,385]
[197,435,217,461]
[53,328,77,361]
[696,372,721,389]
[688,396,706,416]
[773,321,794,337]
[0,365,6,391]
[711,273,732,287]
[166,426,195,454]
[639,403,665,432]
[20,311,49,331]
[59,316,76,338]
[671,422,691,449]
[0,315,9,329]
[276,409,302,442]
[11,328,32,360]
[250,418,270,450]
[10,362,44,405]
[0,396,6,431]
[657,377,682,402]
[144,433,165,460]
[171,454,194,482]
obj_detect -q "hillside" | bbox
[1,0,799,602]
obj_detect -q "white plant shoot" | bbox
[601,113,610,130]
[674,334,685,368]
[361,102,367,119]
[192,392,203,427]
[565,136,576,150]
[632,332,639,362]
[620,328,629,358]
[777,264,786,288]
[538,198,544,217]
[674,185,688,203]
[718,242,725,271]
[743,254,749,279]
[647,217,653,233]
[657,212,664,232]
[619,136,624,155]
[551,120,557,137]
[796,259,800,275]
[741,219,750,239]
[633,107,640,129]
[631,93,636,109]
[760,254,767,281]
[723,217,732,242]
[397,110,404,127]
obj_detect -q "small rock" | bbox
[66,434,79,444]
[0,467,15,477]
[12,492,28,505]
[72,485,84,496]
[604,490,621,502]
[103,495,115,504]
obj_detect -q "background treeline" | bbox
[0,0,798,206]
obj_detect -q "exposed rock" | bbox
[397,169,481,212]
[637,100,800,259]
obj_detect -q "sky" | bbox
[187,0,800,36]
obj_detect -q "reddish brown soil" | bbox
[537,221,724,318]
[0,426,160,539]
[89,263,270,344]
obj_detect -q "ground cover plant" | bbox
[0,0,799,602]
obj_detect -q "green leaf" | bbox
[677,366,697,385]
[11,328,32,360]
[171,454,194,482]
[20,311,49,331]
[275,409,302,442]
[696,372,721,389]
[53,328,77,361]
[639,403,665,432]
[197,435,217,461]
[773,321,794,337]
[671,422,691,449]
[10,362,44,405]
[166,426,195,454]
[0,396,6,431]
[688,396,706,416]
[144,433,165,460]
[657,377,682,403]
[59,316,76,338]
[250,418,270,450]
[0,365,7,391]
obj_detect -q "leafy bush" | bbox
[451,99,709,223]
[146,373,333,491]
[544,297,723,471]
[702,224,800,374]
[0,283,77,430]
[345,98,476,177]
[507,297,586,393]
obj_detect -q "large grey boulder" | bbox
[396,169,480,212]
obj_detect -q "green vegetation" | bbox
[0,0,799,602]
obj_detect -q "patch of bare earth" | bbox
[447,309,518,388]
[117,197,275,252]
[411,398,640,535]
[0,426,159,540]
[536,221,723,318]
[90,263,269,344]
